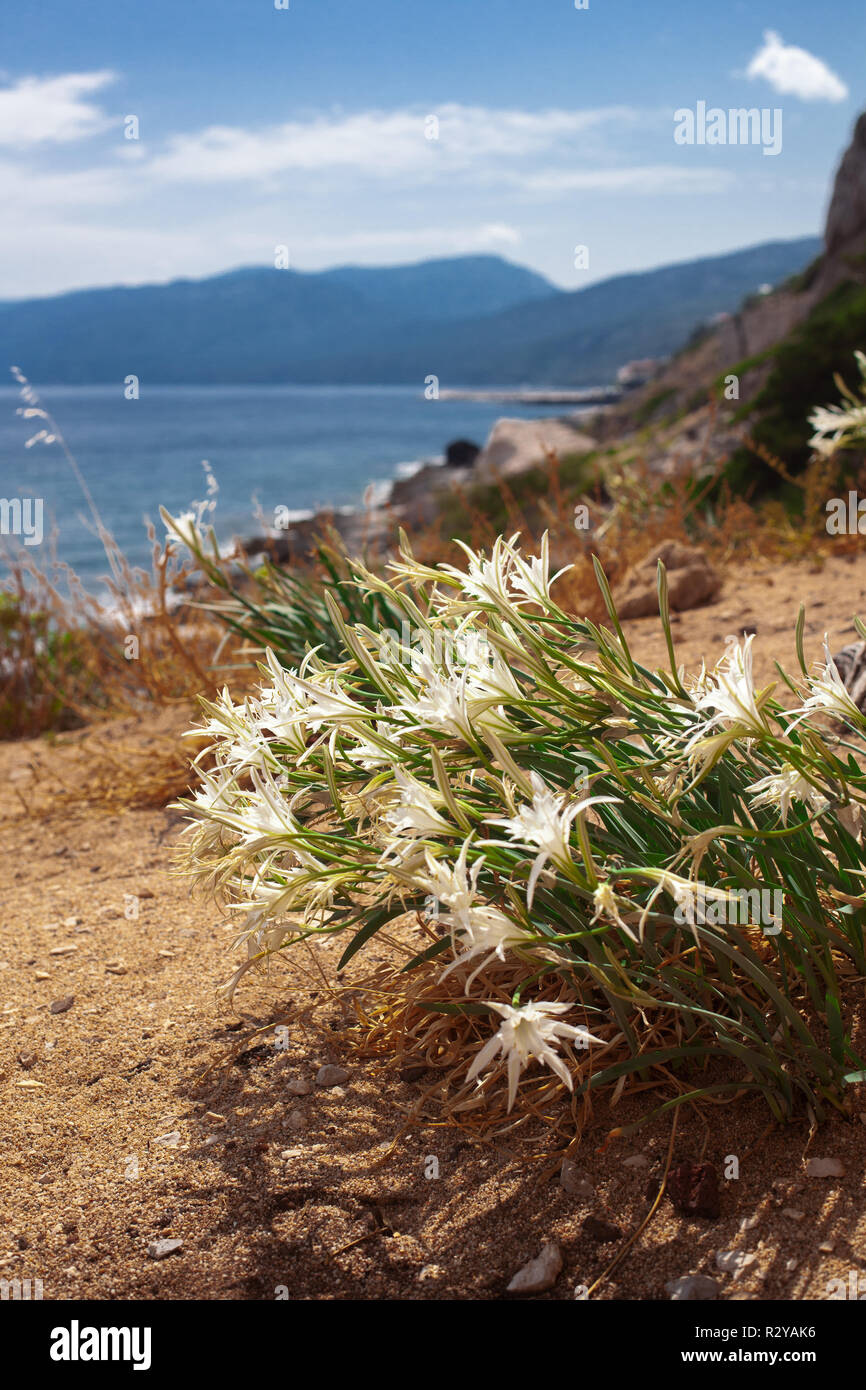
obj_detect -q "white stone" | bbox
[507,1242,563,1294]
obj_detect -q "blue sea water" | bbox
[0,384,584,587]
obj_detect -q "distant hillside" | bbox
[602,111,866,493]
[0,240,819,387]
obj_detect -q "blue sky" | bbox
[0,0,862,298]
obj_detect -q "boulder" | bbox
[444,438,480,468]
[614,540,720,620]
[474,416,596,482]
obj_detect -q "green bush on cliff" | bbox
[726,278,866,493]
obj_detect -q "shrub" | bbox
[167,513,866,1129]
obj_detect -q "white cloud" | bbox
[147,103,638,184]
[0,71,117,146]
[517,165,735,195]
[746,31,848,103]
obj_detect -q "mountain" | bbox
[0,241,819,388]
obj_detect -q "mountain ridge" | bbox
[0,239,820,387]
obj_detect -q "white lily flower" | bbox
[278,670,370,733]
[746,764,829,824]
[162,507,202,552]
[787,638,865,727]
[380,767,452,837]
[440,905,528,991]
[590,880,638,942]
[692,633,766,736]
[487,771,620,907]
[399,659,475,740]
[509,532,572,604]
[414,841,483,916]
[467,1000,600,1111]
[440,535,519,605]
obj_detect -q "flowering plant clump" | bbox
[164,510,866,1126]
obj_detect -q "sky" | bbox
[0,0,863,299]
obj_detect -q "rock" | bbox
[715,1250,757,1277]
[285,1077,312,1096]
[739,1215,760,1232]
[560,1157,596,1201]
[782,1208,805,1222]
[582,1215,622,1243]
[816,112,866,296]
[614,541,721,620]
[399,1064,429,1083]
[805,1156,845,1178]
[444,438,480,469]
[474,416,596,483]
[819,1241,835,1253]
[506,1242,563,1294]
[147,1238,183,1260]
[623,1154,649,1169]
[316,1064,350,1087]
[668,1160,721,1220]
[287,1110,308,1132]
[154,1131,181,1148]
[17,1051,38,1070]
[665,1274,720,1301]
[49,995,74,1014]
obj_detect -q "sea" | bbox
[0,384,588,589]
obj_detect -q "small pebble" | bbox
[560,1157,595,1201]
[583,1215,622,1243]
[782,1208,805,1222]
[316,1065,350,1087]
[49,996,74,1014]
[715,1250,757,1276]
[666,1274,720,1302]
[506,1242,562,1294]
[285,1078,312,1096]
[805,1157,845,1178]
[147,1239,183,1260]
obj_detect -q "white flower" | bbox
[487,771,619,907]
[746,764,829,824]
[509,532,572,605]
[162,507,202,552]
[808,355,866,457]
[590,880,638,942]
[787,639,864,727]
[278,670,370,733]
[400,660,474,740]
[467,1001,600,1111]
[693,633,766,736]
[440,535,518,605]
[440,905,528,990]
[380,767,452,837]
[439,532,570,611]
[415,841,482,917]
